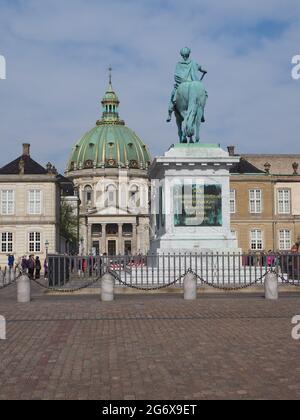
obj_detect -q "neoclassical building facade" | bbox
[0,144,61,266]
[65,77,152,256]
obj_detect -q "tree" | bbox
[60,200,78,246]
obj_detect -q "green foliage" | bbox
[60,200,77,244]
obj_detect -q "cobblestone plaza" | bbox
[1,284,300,400]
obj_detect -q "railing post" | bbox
[101,273,115,302]
[265,271,278,300]
[183,271,197,300]
[17,274,31,303]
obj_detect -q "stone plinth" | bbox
[149,143,240,254]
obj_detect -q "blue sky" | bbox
[0,0,300,172]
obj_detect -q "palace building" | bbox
[229,147,300,253]
[0,144,62,266]
[65,76,152,256]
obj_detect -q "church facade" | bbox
[65,77,151,256]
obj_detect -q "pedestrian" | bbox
[44,259,48,279]
[35,256,41,279]
[21,256,28,273]
[288,244,300,282]
[27,255,35,279]
[7,254,14,269]
[267,250,276,268]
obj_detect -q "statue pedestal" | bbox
[149,143,240,254]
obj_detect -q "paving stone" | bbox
[0,283,300,399]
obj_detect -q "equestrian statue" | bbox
[167,47,208,143]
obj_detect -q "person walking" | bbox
[44,259,48,279]
[21,256,28,273]
[8,254,14,269]
[27,255,35,279]
[35,256,41,279]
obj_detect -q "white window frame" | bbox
[249,189,262,214]
[279,229,292,251]
[28,189,42,215]
[28,232,41,253]
[277,189,291,215]
[250,229,263,251]
[1,232,13,253]
[230,189,236,214]
[1,190,15,215]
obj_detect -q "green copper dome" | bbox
[67,76,151,172]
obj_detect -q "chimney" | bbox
[227,145,235,156]
[22,143,30,156]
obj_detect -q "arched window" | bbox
[129,185,140,209]
[84,185,93,205]
[105,184,116,207]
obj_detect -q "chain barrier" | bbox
[186,268,270,291]
[0,271,22,291]
[276,272,300,287]
[31,275,102,293]
[108,269,186,291]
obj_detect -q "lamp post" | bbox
[45,240,49,256]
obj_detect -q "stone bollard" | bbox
[265,272,278,300]
[4,268,10,285]
[101,273,115,302]
[184,271,197,300]
[17,274,31,303]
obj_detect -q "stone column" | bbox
[132,222,138,255]
[265,272,278,300]
[118,224,123,255]
[87,223,92,255]
[101,223,107,254]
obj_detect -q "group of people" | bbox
[21,255,42,279]
[6,254,45,280]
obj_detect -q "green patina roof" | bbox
[67,77,151,172]
[68,124,151,171]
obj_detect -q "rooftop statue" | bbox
[167,47,208,143]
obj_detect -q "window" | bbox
[230,189,236,214]
[129,185,140,209]
[279,230,291,251]
[29,232,41,253]
[249,189,262,214]
[106,185,116,206]
[28,190,41,214]
[84,186,93,205]
[1,190,14,215]
[1,232,13,253]
[250,230,263,250]
[278,190,291,214]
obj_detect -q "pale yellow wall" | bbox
[274,182,300,216]
[0,181,59,266]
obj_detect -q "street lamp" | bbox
[45,240,49,258]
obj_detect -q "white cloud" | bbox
[0,0,300,172]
